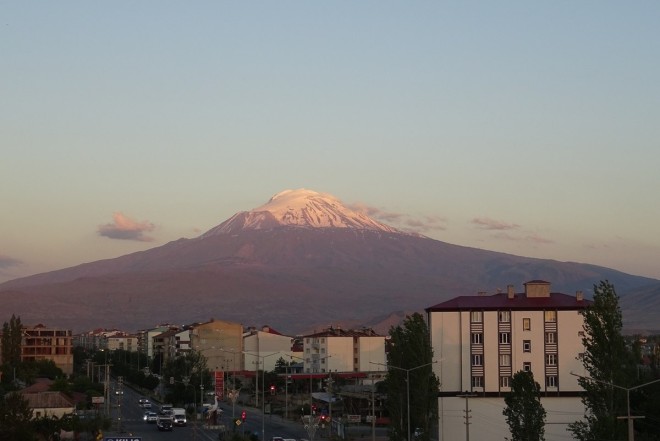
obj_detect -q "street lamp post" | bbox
[244,351,280,441]
[570,372,660,441]
[372,361,437,441]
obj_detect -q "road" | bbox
[102,382,313,441]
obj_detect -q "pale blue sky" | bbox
[2,1,660,283]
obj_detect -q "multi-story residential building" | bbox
[137,324,179,365]
[426,280,590,441]
[154,327,191,366]
[103,332,138,353]
[243,325,294,372]
[21,324,73,375]
[301,326,386,374]
[189,319,244,374]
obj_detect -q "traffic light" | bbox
[241,410,246,422]
[311,404,317,414]
[270,385,275,395]
[170,376,174,384]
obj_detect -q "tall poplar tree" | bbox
[1,314,23,383]
[568,280,636,441]
[503,370,546,441]
[385,313,440,441]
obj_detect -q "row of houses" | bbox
[74,320,389,378]
[2,279,624,440]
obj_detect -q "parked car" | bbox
[157,416,174,431]
[143,411,158,423]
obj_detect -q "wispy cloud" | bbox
[349,203,447,233]
[525,234,554,244]
[404,215,448,232]
[0,255,22,269]
[98,212,156,242]
[472,217,520,231]
[348,203,404,223]
[491,231,554,245]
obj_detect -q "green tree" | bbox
[162,350,209,406]
[569,280,637,441]
[503,371,546,441]
[385,313,439,441]
[0,391,35,441]
[1,315,23,384]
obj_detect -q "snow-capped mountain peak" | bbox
[201,188,402,236]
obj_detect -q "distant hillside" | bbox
[1,189,657,334]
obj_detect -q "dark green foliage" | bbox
[569,281,638,441]
[0,391,36,441]
[503,371,546,441]
[385,313,440,441]
[162,349,209,406]
[1,315,23,385]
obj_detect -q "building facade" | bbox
[21,324,73,375]
[426,280,590,441]
[243,325,294,372]
[302,327,386,374]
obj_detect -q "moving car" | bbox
[143,411,158,423]
[157,416,174,431]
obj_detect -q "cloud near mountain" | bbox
[97,212,156,241]
[2,188,659,334]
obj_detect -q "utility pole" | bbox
[456,392,476,441]
[571,372,660,441]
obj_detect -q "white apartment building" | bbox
[243,325,294,372]
[302,327,386,374]
[426,280,590,441]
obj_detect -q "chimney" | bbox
[507,284,515,299]
[576,291,583,302]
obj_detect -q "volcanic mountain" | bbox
[1,189,659,334]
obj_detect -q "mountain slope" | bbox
[1,189,658,333]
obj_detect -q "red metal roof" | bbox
[425,292,591,312]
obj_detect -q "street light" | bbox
[372,361,437,441]
[244,350,280,441]
[218,348,242,418]
[570,371,660,441]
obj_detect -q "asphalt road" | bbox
[101,382,385,441]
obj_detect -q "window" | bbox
[471,333,483,344]
[523,362,532,372]
[544,310,557,322]
[471,354,483,366]
[471,376,483,388]
[545,332,557,344]
[499,332,511,344]
[499,354,511,366]
[500,376,512,388]
[321,358,326,364]
[321,348,325,353]
[523,340,531,352]
[498,310,511,322]
[545,354,557,366]
[471,311,483,323]
[523,318,531,331]
[546,376,558,387]
[306,348,310,353]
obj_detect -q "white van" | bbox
[172,407,187,426]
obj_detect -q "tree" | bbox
[569,280,637,441]
[1,315,23,384]
[0,391,35,441]
[385,313,440,441]
[503,370,546,441]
